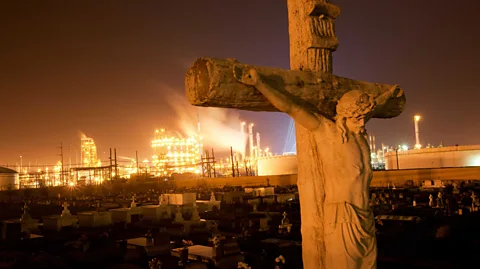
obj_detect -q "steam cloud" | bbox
[162,85,247,154]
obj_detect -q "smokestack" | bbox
[414,115,421,149]
[256,132,261,156]
[373,136,376,153]
[248,123,254,158]
[197,112,201,134]
[241,122,246,161]
[369,135,373,152]
[197,113,203,162]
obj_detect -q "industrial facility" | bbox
[4,112,479,190]
[81,136,100,167]
[384,145,480,170]
[150,128,203,176]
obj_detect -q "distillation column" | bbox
[256,132,261,157]
[248,123,254,158]
[240,122,246,161]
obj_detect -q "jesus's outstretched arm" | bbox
[375,85,404,107]
[235,67,322,131]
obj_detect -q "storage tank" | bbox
[257,155,298,176]
[0,167,19,190]
[384,145,480,170]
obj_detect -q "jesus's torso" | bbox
[312,120,372,208]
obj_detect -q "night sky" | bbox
[1,0,480,167]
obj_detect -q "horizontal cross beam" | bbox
[185,58,405,119]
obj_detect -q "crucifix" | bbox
[184,0,405,268]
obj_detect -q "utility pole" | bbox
[68,144,72,170]
[109,148,113,181]
[58,143,64,185]
[211,148,216,178]
[230,147,235,177]
[395,148,400,170]
[114,148,118,180]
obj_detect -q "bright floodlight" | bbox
[401,144,408,151]
[414,115,421,121]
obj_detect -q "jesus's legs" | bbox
[324,202,377,269]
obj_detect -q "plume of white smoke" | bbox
[162,84,247,154]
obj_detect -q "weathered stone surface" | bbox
[185,57,405,119]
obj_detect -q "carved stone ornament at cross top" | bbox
[184,1,405,268]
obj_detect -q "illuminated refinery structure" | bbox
[81,136,100,167]
[151,129,203,176]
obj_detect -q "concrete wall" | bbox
[1,167,480,199]
[173,167,480,189]
[385,145,480,170]
[257,155,298,176]
[371,166,480,187]
[173,175,297,189]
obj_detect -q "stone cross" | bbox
[184,1,405,268]
[191,203,201,221]
[20,202,31,221]
[131,195,137,208]
[22,202,28,214]
[279,212,293,233]
[174,206,184,222]
[62,202,71,216]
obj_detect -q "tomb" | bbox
[43,202,78,231]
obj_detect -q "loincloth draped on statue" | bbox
[324,202,377,269]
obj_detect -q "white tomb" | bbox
[110,196,142,224]
[140,195,172,221]
[43,202,78,231]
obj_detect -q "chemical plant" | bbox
[2,114,480,190]
[0,119,273,190]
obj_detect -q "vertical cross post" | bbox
[287,1,340,268]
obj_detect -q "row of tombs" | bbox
[1,192,222,240]
[1,189,297,240]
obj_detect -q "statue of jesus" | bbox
[236,68,402,269]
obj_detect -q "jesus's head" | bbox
[336,90,375,143]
